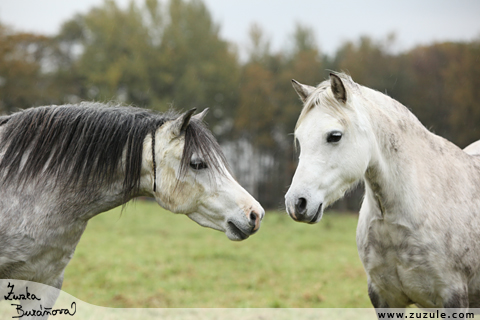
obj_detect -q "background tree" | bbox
[229,24,278,205]
[0,24,61,113]
[401,42,480,147]
[154,0,240,135]
[55,0,239,134]
[57,0,153,105]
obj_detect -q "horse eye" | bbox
[190,159,208,170]
[327,131,342,143]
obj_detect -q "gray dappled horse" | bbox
[286,73,480,315]
[0,103,264,317]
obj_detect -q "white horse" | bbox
[285,73,480,312]
[0,103,264,317]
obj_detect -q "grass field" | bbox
[62,200,370,308]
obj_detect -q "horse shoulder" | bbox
[356,191,473,308]
[0,190,89,284]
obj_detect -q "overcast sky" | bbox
[1,0,479,56]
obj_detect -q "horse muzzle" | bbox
[226,208,264,241]
[286,196,323,224]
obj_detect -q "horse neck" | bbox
[70,132,157,220]
[360,88,460,220]
[26,144,154,223]
[78,147,154,220]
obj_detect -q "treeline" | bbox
[1,0,479,210]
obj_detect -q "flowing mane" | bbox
[0,102,227,201]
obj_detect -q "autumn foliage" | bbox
[1,0,479,209]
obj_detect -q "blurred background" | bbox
[1,0,479,211]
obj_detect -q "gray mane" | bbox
[0,102,227,201]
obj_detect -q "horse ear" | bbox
[172,108,196,136]
[329,73,347,103]
[192,108,209,122]
[292,79,315,103]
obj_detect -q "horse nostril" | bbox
[295,197,307,216]
[249,211,258,227]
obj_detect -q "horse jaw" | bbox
[186,174,265,241]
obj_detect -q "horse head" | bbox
[285,74,372,223]
[147,109,264,240]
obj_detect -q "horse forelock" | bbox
[180,118,230,180]
[295,73,356,133]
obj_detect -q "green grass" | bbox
[62,201,370,308]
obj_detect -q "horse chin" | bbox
[307,203,324,224]
[186,212,254,241]
[225,220,251,241]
